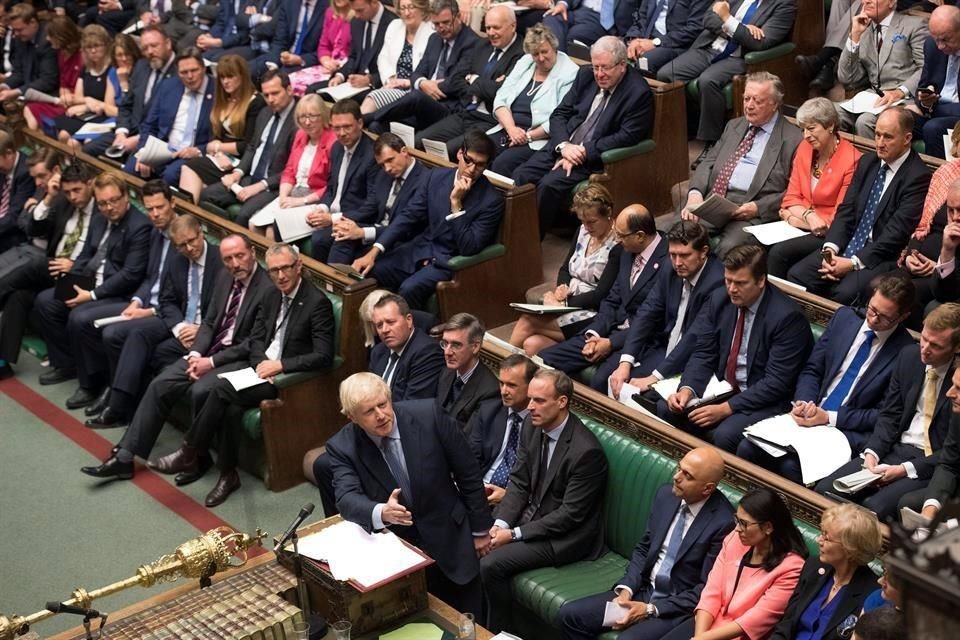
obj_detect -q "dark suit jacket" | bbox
[617,485,735,618]
[466,398,513,473]
[135,76,216,153]
[824,151,930,269]
[690,0,797,54]
[356,161,428,232]
[326,399,493,584]
[6,25,59,95]
[336,7,397,86]
[72,207,152,300]
[793,306,914,451]
[584,235,671,350]
[0,152,35,244]
[444,37,524,112]
[26,194,78,259]
[376,167,504,270]
[926,414,960,505]
[237,100,299,189]
[621,255,725,378]
[626,0,711,49]
[411,28,481,97]
[192,263,272,362]
[116,57,177,136]
[564,0,635,35]
[437,361,500,427]
[494,413,608,564]
[680,285,814,414]
[770,560,879,640]
[271,0,328,67]
[130,230,176,308]
[917,36,953,98]
[369,327,444,400]
[211,0,249,50]
[319,134,378,214]
[548,65,653,170]
[157,242,224,330]
[688,114,803,221]
[246,277,335,372]
[865,343,955,480]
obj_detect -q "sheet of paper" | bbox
[509,303,582,314]
[135,135,176,167]
[837,90,903,115]
[692,193,738,228]
[651,375,733,408]
[744,434,790,458]
[422,138,450,161]
[491,633,524,640]
[319,82,370,102]
[380,623,444,640]
[496,0,532,12]
[744,220,811,246]
[216,367,269,391]
[833,468,882,494]
[484,169,515,187]
[275,205,319,242]
[636,56,649,71]
[602,601,630,627]
[613,381,674,427]
[769,274,807,293]
[946,129,956,161]
[93,315,131,329]
[390,122,416,149]
[743,413,852,483]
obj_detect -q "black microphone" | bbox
[274,503,315,551]
[46,602,100,618]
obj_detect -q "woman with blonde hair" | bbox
[359,0,433,114]
[179,55,265,202]
[53,25,119,151]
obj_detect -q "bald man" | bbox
[557,447,735,640]
[913,5,960,158]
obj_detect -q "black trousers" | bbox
[787,249,894,305]
[514,148,594,238]
[479,539,557,632]
[201,180,278,226]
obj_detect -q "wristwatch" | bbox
[646,603,657,618]
[652,38,662,47]
[510,529,519,541]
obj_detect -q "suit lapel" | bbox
[280,282,308,349]
[625,238,663,305]
[490,406,509,461]
[879,15,898,70]
[397,411,420,508]
[538,421,572,502]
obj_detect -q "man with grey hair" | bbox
[911,4,960,158]
[674,71,802,257]
[326,372,492,615]
[437,312,500,427]
[514,35,653,238]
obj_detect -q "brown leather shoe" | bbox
[148,445,199,474]
[205,470,241,507]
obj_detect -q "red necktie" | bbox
[724,308,746,391]
[711,126,759,198]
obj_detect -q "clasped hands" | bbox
[789,400,829,427]
[665,388,732,427]
[581,335,612,363]
[862,452,907,485]
[553,143,586,176]
[608,590,651,630]
[817,248,854,281]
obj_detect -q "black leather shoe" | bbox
[175,456,213,486]
[85,408,127,429]
[205,470,241,507]
[80,456,134,480]
[794,54,820,77]
[84,388,111,417]
[39,367,77,386]
[0,362,13,379]
[66,387,102,410]
[690,143,714,171]
[810,61,836,91]
[148,446,199,474]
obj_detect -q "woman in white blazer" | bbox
[488,24,579,175]
[361,0,434,114]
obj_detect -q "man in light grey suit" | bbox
[667,72,802,257]
[836,0,927,137]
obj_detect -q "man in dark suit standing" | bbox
[558,447,734,640]
[327,372,493,614]
[326,133,428,264]
[625,0,711,73]
[661,245,815,452]
[816,303,960,520]
[0,4,59,103]
[912,6,960,159]
[83,25,177,159]
[675,72,802,256]
[31,172,152,389]
[353,131,504,309]
[435,312,500,427]
[788,107,931,304]
[467,354,539,507]
[313,0,394,91]
[82,234,271,484]
[657,0,797,156]
[0,129,36,254]
[481,369,608,633]
[737,274,917,484]
[540,205,670,378]
[607,221,725,398]
[514,36,653,237]
[200,70,298,225]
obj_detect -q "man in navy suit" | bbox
[327,372,493,614]
[196,0,256,61]
[543,0,637,52]
[466,354,539,507]
[313,0,394,91]
[625,0,711,73]
[31,172,152,390]
[540,205,670,378]
[607,221,725,397]
[0,4,59,103]
[514,36,653,237]
[365,0,480,136]
[353,130,505,310]
[788,107,931,305]
[84,25,177,158]
[125,48,216,185]
[0,130,36,254]
[816,303,960,520]
[557,447,734,640]
[326,133,428,264]
[912,5,960,159]
[661,245,815,452]
[737,273,917,484]
[260,0,327,74]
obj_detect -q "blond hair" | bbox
[340,372,391,417]
[821,503,883,565]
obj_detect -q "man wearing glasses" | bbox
[352,130,504,310]
[435,312,500,428]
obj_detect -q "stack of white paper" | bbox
[651,375,734,409]
[390,122,416,149]
[422,138,450,161]
[833,468,882,494]
[611,381,674,428]
[838,90,904,115]
[744,221,810,246]
[743,414,852,484]
[602,601,631,627]
[134,136,176,167]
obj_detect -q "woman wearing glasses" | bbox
[770,504,883,640]
[663,487,807,640]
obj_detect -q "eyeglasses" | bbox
[866,304,898,325]
[591,62,621,74]
[460,151,489,169]
[267,262,298,277]
[299,113,323,122]
[398,4,417,12]
[174,232,203,250]
[439,339,475,351]
[96,195,126,210]
[733,516,762,530]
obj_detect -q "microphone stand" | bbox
[289,530,327,639]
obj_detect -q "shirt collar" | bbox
[194,242,208,267]
[82,199,95,217]
[508,407,530,421]
[399,159,417,182]
[753,111,778,135]
[391,328,416,358]
[928,362,950,380]
[458,359,480,384]
[687,257,710,288]
[370,3,385,25]
[883,147,910,176]
[366,415,400,448]
[745,287,766,315]
[877,12,894,29]
[542,413,570,440]
[859,318,896,344]
[283,277,303,303]
[637,232,662,267]
[495,34,517,53]
[241,262,259,287]
[683,496,708,519]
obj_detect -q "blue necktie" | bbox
[653,504,689,598]
[490,413,523,488]
[714,0,760,62]
[642,0,668,38]
[844,164,888,258]
[382,436,413,502]
[600,0,616,31]
[293,0,312,55]
[185,261,201,324]
[822,330,876,411]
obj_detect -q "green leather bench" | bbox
[686,43,797,115]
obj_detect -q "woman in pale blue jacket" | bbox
[488,24,580,176]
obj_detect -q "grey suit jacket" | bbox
[837,12,928,95]
[687,114,802,222]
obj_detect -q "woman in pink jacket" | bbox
[663,487,808,640]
